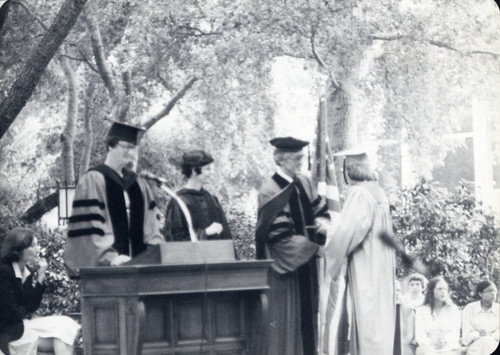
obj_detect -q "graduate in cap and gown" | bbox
[163,150,232,241]
[255,137,331,355]
[64,122,165,276]
[325,148,397,355]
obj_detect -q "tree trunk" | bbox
[322,83,358,192]
[78,78,95,178]
[326,86,357,153]
[60,51,77,184]
[0,0,88,140]
[20,191,58,224]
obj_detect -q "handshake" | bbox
[307,218,331,246]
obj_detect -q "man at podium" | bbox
[64,122,165,277]
[256,136,331,355]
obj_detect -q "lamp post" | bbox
[57,180,75,225]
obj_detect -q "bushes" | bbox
[391,179,499,307]
[226,207,256,260]
[35,227,80,317]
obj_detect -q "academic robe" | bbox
[325,181,396,355]
[64,165,164,276]
[163,188,232,241]
[256,173,330,355]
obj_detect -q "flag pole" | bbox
[317,96,327,354]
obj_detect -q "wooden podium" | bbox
[78,242,272,355]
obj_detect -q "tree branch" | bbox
[142,76,198,130]
[20,191,58,224]
[116,71,131,122]
[370,34,406,41]
[83,6,118,100]
[59,53,98,72]
[467,50,499,59]
[371,33,499,59]
[428,40,463,54]
[310,29,341,89]
[11,0,48,30]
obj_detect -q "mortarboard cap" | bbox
[107,122,145,145]
[334,147,370,166]
[182,150,214,167]
[270,136,309,152]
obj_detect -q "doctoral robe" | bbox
[163,188,232,241]
[64,165,164,276]
[326,181,396,355]
[256,173,330,355]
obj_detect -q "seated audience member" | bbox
[0,228,80,355]
[461,280,499,355]
[396,280,418,355]
[403,273,428,309]
[414,276,461,355]
[164,150,232,241]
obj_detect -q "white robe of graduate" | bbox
[325,181,396,355]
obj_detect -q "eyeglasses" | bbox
[285,155,304,163]
[117,142,138,150]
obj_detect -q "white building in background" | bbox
[471,98,498,216]
[390,97,499,220]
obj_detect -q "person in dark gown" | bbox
[255,137,331,355]
[163,150,232,241]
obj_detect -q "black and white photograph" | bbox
[0,1,499,354]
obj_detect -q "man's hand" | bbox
[314,218,331,236]
[205,222,223,236]
[111,255,132,266]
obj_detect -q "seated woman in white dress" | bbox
[0,227,80,355]
[461,280,499,355]
[414,276,461,355]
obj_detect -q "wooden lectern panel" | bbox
[80,259,272,355]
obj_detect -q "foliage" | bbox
[392,179,500,307]
[0,187,23,244]
[1,0,499,221]
[35,227,80,316]
[225,194,258,261]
